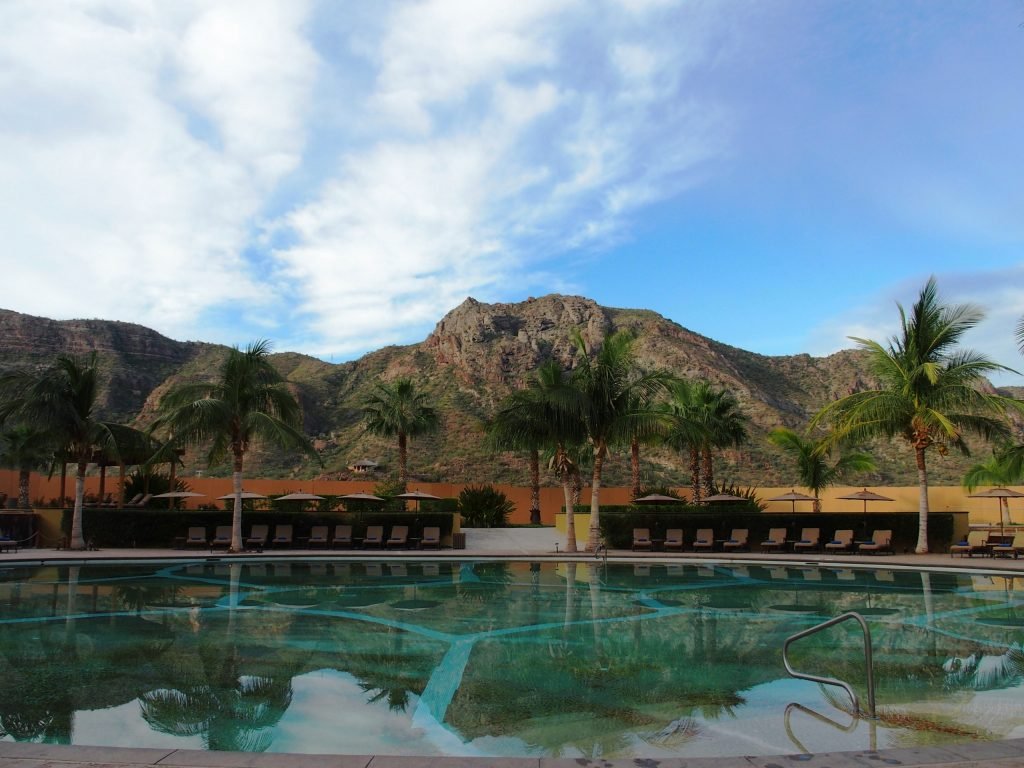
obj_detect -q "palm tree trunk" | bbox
[630,436,640,500]
[586,446,606,552]
[701,448,714,497]
[813,493,821,514]
[18,468,30,509]
[231,451,244,552]
[689,449,701,503]
[70,460,87,550]
[915,446,930,554]
[529,448,541,524]
[558,443,578,553]
[398,432,408,486]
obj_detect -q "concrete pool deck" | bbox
[1,531,1022,768]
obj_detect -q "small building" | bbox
[348,459,380,474]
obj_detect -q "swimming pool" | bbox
[0,559,1019,758]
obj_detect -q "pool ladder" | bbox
[782,611,877,718]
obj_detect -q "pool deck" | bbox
[2,533,1023,768]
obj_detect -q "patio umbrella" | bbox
[395,490,442,511]
[216,491,267,500]
[967,487,1024,538]
[701,493,747,503]
[837,488,894,514]
[275,491,325,501]
[767,490,817,513]
[634,494,684,504]
[152,490,206,510]
[339,492,385,504]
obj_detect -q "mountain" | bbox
[0,297,1015,487]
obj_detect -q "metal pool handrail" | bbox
[782,611,876,718]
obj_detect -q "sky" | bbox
[2,0,1023,383]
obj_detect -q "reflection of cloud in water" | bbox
[75,701,204,749]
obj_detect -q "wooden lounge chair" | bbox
[692,528,714,551]
[950,530,990,557]
[420,526,441,549]
[824,530,855,553]
[991,532,1024,559]
[632,528,652,551]
[663,529,684,551]
[857,529,893,555]
[722,529,749,551]
[245,524,268,551]
[761,527,787,552]
[210,525,232,550]
[792,528,820,553]
[308,525,329,548]
[271,524,293,548]
[362,525,384,548]
[386,525,409,549]
[331,524,353,549]
[185,526,207,549]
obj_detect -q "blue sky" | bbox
[2,1,1022,382]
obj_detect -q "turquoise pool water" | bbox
[0,560,1020,758]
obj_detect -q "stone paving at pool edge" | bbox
[1,533,1023,768]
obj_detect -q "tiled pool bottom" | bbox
[0,560,1021,759]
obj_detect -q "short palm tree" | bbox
[0,423,55,509]
[362,378,439,486]
[963,449,1024,528]
[153,340,313,552]
[767,428,875,512]
[570,330,674,551]
[811,278,1019,553]
[698,386,748,496]
[0,353,128,549]
[660,379,712,502]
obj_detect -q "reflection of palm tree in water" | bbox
[356,627,416,712]
[0,626,75,743]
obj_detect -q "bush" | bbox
[458,484,513,528]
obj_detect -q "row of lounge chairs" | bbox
[631,527,894,554]
[184,524,443,551]
[950,531,1024,558]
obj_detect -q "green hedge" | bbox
[595,506,957,553]
[67,508,457,548]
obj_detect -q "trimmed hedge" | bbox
[595,505,958,553]
[67,508,457,548]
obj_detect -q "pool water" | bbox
[0,560,1020,758]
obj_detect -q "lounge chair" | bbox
[308,525,329,548]
[722,529,749,551]
[245,524,268,551]
[632,528,652,551]
[692,528,714,551]
[185,526,208,549]
[663,529,684,551]
[792,528,821,553]
[761,527,788,552]
[386,525,409,549]
[420,526,441,549]
[950,530,990,557]
[210,525,232,550]
[362,525,384,548]
[331,524,353,549]
[824,529,855,553]
[991,532,1024,559]
[0,536,18,553]
[857,529,893,555]
[271,524,293,548]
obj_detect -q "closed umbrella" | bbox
[767,490,817,512]
[837,488,893,514]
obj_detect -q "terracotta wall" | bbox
[0,469,1018,527]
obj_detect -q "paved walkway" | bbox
[1,532,1022,768]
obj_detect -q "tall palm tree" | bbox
[767,428,875,512]
[0,424,55,509]
[570,330,674,551]
[0,353,127,549]
[362,377,439,486]
[963,449,1024,528]
[811,278,1019,552]
[153,340,313,552]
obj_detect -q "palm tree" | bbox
[362,377,439,486]
[570,330,674,551]
[660,379,712,502]
[0,353,127,549]
[153,340,313,552]
[0,424,54,509]
[963,449,1024,528]
[811,277,1019,552]
[767,428,876,512]
[698,386,748,496]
